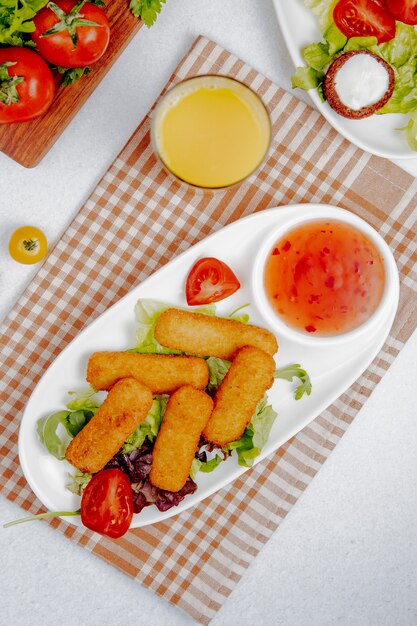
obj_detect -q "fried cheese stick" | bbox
[154,308,278,360]
[149,386,213,492]
[86,352,209,394]
[202,346,275,447]
[66,377,153,473]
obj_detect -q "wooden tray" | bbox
[0,1,142,168]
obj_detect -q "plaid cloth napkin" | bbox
[1,36,416,625]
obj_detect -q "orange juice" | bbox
[152,76,271,188]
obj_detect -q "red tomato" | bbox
[333,0,396,43]
[386,0,417,24]
[0,48,54,124]
[186,257,240,306]
[81,469,134,539]
[32,0,110,68]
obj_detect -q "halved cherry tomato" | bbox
[185,257,240,306]
[81,469,133,538]
[0,48,54,124]
[8,226,48,264]
[386,0,417,24]
[32,0,110,68]
[333,0,396,43]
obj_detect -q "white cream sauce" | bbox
[335,54,390,111]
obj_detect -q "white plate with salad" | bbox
[17,204,399,535]
[273,0,417,158]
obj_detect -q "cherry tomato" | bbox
[386,0,417,24]
[8,226,48,265]
[32,0,110,68]
[333,0,396,43]
[81,469,133,539]
[0,48,54,124]
[185,257,240,306]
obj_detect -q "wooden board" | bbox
[0,1,142,168]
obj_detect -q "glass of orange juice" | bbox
[151,75,271,190]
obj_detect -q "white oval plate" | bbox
[19,204,399,528]
[272,0,416,159]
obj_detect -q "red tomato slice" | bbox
[185,257,240,306]
[81,469,133,538]
[386,0,417,24]
[333,0,396,43]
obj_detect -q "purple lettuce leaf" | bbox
[105,439,153,483]
[105,439,197,514]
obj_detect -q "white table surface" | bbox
[1,1,417,624]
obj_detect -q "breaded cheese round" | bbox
[149,385,213,492]
[86,351,209,393]
[202,346,275,447]
[65,377,153,473]
[323,50,394,120]
[154,308,278,360]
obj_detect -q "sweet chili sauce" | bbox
[264,220,385,336]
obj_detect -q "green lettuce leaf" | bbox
[206,356,231,395]
[36,411,71,460]
[378,22,417,68]
[67,469,92,495]
[343,35,378,52]
[122,395,168,453]
[324,22,347,55]
[66,386,100,411]
[291,66,323,90]
[190,454,224,480]
[304,0,338,33]
[132,300,181,354]
[225,398,278,467]
[36,409,94,460]
[403,110,417,149]
[65,410,95,437]
[302,41,331,71]
[379,56,417,114]
[274,364,312,400]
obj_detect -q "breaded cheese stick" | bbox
[202,346,275,447]
[154,308,278,360]
[66,377,153,473]
[149,386,213,492]
[86,352,209,393]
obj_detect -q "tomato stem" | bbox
[42,0,103,47]
[0,62,24,106]
[23,238,39,252]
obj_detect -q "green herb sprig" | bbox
[274,364,312,400]
[0,0,49,47]
[129,0,166,27]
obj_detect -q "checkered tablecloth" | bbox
[1,36,416,625]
